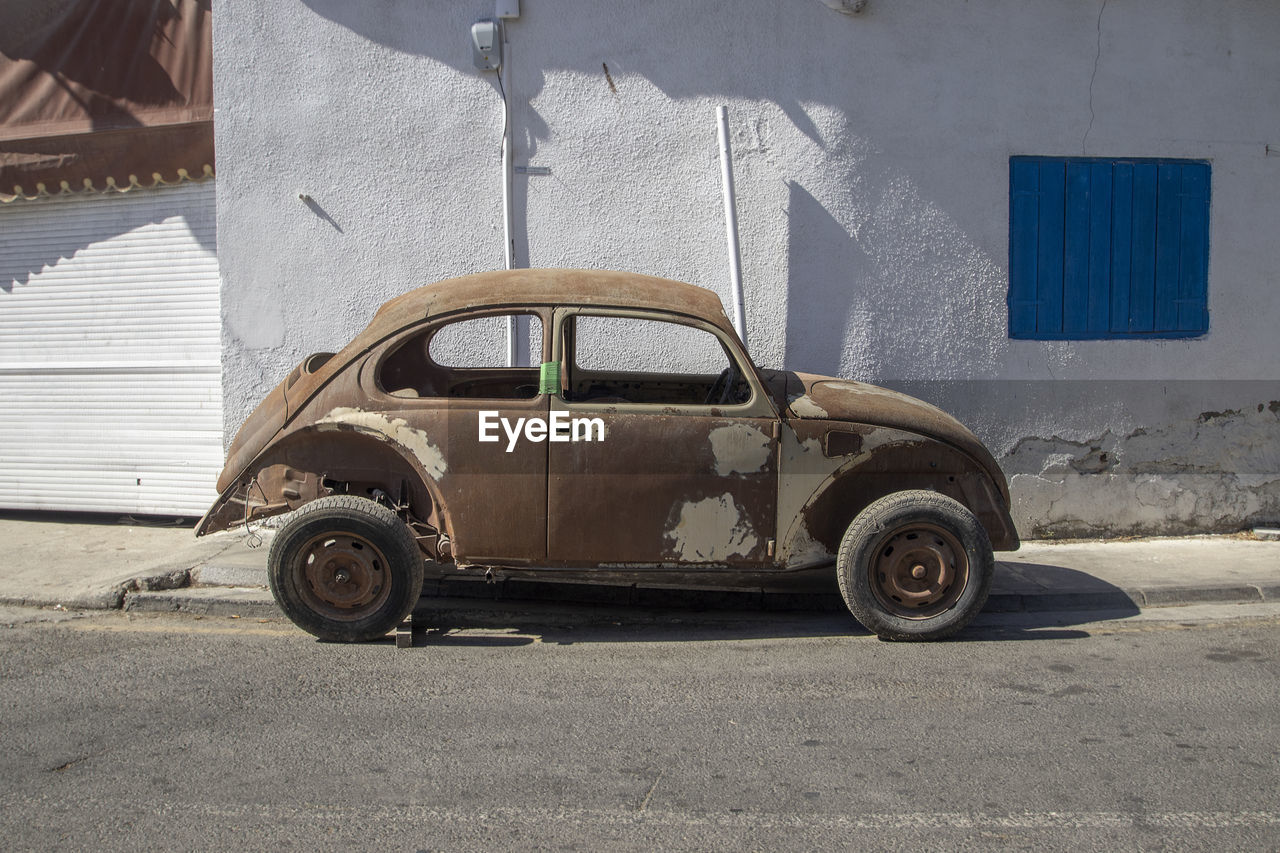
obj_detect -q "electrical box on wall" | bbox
[470,20,502,71]
[496,0,520,19]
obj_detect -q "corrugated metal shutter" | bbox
[0,182,222,516]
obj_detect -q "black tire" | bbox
[268,496,424,642]
[836,490,993,641]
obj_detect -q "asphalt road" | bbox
[1,606,1278,851]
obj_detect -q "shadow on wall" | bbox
[291,0,1007,239]
[297,0,831,151]
[783,180,874,377]
[289,0,1014,383]
[1,186,217,292]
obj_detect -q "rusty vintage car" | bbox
[198,269,1019,642]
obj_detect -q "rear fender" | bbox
[196,427,451,558]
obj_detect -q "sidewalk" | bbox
[1,512,1278,622]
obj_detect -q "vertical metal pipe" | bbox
[716,105,747,351]
[502,27,518,366]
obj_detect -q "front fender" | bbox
[776,422,1018,568]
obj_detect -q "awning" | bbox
[0,0,213,202]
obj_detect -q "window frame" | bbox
[552,307,771,415]
[371,307,549,402]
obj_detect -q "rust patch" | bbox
[251,463,326,515]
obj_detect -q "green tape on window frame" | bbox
[539,361,561,395]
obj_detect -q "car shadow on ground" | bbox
[400,562,1140,646]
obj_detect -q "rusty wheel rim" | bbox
[870,522,969,619]
[295,531,392,622]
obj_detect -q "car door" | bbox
[369,309,549,564]
[545,309,779,567]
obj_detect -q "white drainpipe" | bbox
[502,28,518,366]
[716,105,747,351]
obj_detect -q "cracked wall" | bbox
[890,378,1280,538]
[1005,401,1280,538]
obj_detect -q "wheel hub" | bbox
[871,523,969,619]
[297,532,391,618]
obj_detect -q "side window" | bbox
[568,315,750,406]
[428,314,543,367]
[379,312,543,399]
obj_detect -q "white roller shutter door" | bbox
[0,182,222,516]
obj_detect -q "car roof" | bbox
[278,269,741,419]
[370,268,734,334]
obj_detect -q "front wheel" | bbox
[268,496,424,642]
[836,491,994,641]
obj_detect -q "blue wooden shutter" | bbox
[1009,157,1209,339]
[1008,159,1041,335]
[1174,164,1210,332]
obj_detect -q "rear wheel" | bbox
[836,490,993,641]
[268,496,424,642]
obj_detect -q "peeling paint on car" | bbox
[665,493,759,562]
[317,407,448,481]
[708,422,772,476]
[776,520,834,568]
[854,427,907,459]
[798,436,825,456]
[787,395,829,419]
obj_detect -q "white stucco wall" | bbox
[213,0,1280,536]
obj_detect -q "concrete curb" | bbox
[0,567,195,613]
[189,565,269,588]
[0,589,126,611]
[1130,583,1271,607]
[10,575,1275,622]
[122,587,279,618]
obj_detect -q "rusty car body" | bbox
[199,269,1019,642]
